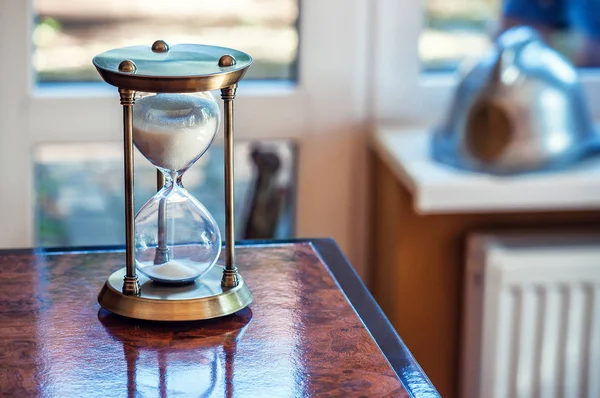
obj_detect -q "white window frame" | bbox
[0,0,371,250]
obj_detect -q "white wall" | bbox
[296,129,370,280]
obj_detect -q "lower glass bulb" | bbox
[135,179,221,284]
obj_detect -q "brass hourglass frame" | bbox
[93,40,252,321]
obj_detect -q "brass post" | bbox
[221,84,239,288]
[119,88,140,296]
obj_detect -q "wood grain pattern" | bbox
[0,241,429,397]
[370,153,600,398]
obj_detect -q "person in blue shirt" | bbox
[503,0,600,66]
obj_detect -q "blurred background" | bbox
[1,1,599,397]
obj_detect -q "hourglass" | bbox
[93,41,252,321]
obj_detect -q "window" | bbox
[421,0,600,72]
[421,0,498,71]
[34,0,299,82]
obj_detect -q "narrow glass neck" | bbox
[162,171,183,189]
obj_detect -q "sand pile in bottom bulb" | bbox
[138,259,206,282]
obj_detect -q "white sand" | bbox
[137,259,206,282]
[133,93,220,172]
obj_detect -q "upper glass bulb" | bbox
[133,92,220,173]
[132,91,222,284]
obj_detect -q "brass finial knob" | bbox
[151,40,169,53]
[218,54,237,67]
[118,60,137,73]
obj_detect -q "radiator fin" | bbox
[494,285,599,398]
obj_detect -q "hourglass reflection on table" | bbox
[94,40,252,321]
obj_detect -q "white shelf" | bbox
[371,125,600,214]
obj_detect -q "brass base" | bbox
[98,266,252,321]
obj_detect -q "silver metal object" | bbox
[432,26,598,174]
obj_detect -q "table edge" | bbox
[309,238,440,398]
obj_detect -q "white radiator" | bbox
[461,233,600,398]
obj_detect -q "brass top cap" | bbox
[93,43,252,93]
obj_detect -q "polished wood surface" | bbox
[370,154,600,398]
[0,240,437,397]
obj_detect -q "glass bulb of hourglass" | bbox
[133,91,221,284]
[133,92,220,173]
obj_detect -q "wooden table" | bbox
[0,239,438,397]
